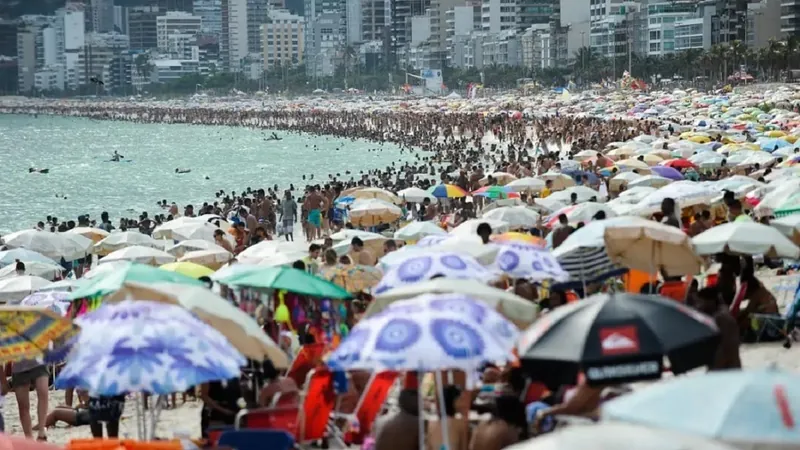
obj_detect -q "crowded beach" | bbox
[0,84,799,450]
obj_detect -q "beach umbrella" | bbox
[492,243,569,282]
[237,239,308,263]
[349,187,402,205]
[508,423,738,450]
[56,300,245,395]
[482,206,540,229]
[693,221,800,258]
[603,217,702,276]
[0,248,58,268]
[537,172,576,190]
[609,172,643,190]
[450,218,510,237]
[480,172,518,186]
[712,175,765,196]
[506,177,546,193]
[331,232,392,256]
[380,235,499,267]
[603,369,800,448]
[166,239,227,258]
[0,276,53,302]
[152,221,220,242]
[65,227,110,243]
[375,252,494,294]
[319,264,383,293]
[327,294,518,373]
[627,174,673,189]
[660,158,697,170]
[472,185,520,200]
[93,231,159,256]
[632,181,718,216]
[370,279,538,327]
[649,165,684,181]
[615,158,650,171]
[0,305,78,363]
[160,261,214,279]
[573,150,599,161]
[772,214,800,245]
[348,199,403,227]
[100,245,176,266]
[517,292,719,387]
[38,278,86,293]
[545,203,616,228]
[13,291,71,316]
[394,221,448,241]
[396,187,437,203]
[0,261,64,281]
[427,184,467,198]
[223,266,352,299]
[69,262,204,300]
[491,232,546,247]
[104,282,287,366]
[177,249,232,269]
[1,230,90,261]
[759,137,791,151]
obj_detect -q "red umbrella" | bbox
[661,158,697,170]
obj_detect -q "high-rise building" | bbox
[193,0,223,36]
[222,0,248,70]
[92,0,115,32]
[361,0,390,41]
[156,11,202,50]
[128,5,159,50]
[78,32,130,88]
[16,29,37,92]
[781,0,800,36]
[481,0,516,33]
[0,19,19,58]
[261,8,304,69]
[516,0,556,30]
[113,0,194,13]
[247,0,270,54]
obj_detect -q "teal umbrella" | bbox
[223,266,352,299]
[69,262,204,300]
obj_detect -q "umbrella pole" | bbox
[417,371,425,450]
[580,257,586,298]
[135,393,144,440]
[650,240,656,295]
[435,371,452,450]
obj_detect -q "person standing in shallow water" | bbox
[281,190,297,242]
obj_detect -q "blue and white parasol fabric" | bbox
[374,252,494,294]
[15,291,70,316]
[56,300,245,395]
[552,246,628,289]
[492,243,569,282]
[327,294,518,373]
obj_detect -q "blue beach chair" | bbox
[218,429,295,450]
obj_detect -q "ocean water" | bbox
[0,114,409,233]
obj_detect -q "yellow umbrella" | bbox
[349,199,403,227]
[0,306,78,363]
[688,135,711,144]
[765,130,787,138]
[319,264,383,293]
[160,261,214,279]
[616,158,651,170]
[785,135,798,144]
[641,154,664,166]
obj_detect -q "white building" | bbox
[482,29,519,66]
[77,32,130,88]
[194,0,223,37]
[34,66,66,91]
[481,0,516,33]
[746,0,783,49]
[41,26,59,67]
[224,0,249,70]
[149,58,200,83]
[673,2,716,53]
[157,11,202,52]
[645,0,698,56]
[17,29,37,92]
[261,9,304,70]
[56,4,86,89]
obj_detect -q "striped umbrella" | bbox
[428,184,467,198]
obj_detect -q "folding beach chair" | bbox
[218,430,295,450]
[331,371,399,446]
[286,343,326,387]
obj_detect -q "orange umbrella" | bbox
[491,232,546,247]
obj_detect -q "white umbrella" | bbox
[237,240,307,262]
[0,248,58,267]
[506,423,737,450]
[450,218,510,237]
[37,278,84,292]
[628,175,673,189]
[754,178,800,217]
[573,150,599,161]
[0,276,53,302]
[536,186,604,212]
[482,206,540,230]
[538,172,576,190]
[394,221,448,241]
[396,187,437,203]
[546,202,616,228]
[349,199,403,227]
[693,221,800,259]
[82,260,130,279]
[196,214,231,229]
[632,181,718,216]
[480,171,518,186]
[1,230,89,260]
[348,187,402,205]
[99,245,176,266]
[157,221,221,242]
[65,227,110,243]
[609,171,643,190]
[506,177,546,193]
[617,186,658,203]
[178,249,233,268]
[772,214,800,245]
[604,217,702,276]
[371,278,538,327]
[166,240,227,258]
[379,235,499,267]
[93,231,159,255]
[0,261,65,281]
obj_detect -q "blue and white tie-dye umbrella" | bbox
[327,293,518,373]
[56,300,245,395]
[374,252,495,294]
[15,291,71,316]
[492,243,570,282]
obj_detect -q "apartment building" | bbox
[261,9,304,69]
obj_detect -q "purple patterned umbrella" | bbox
[651,166,684,181]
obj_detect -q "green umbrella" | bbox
[70,262,204,300]
[223,266,353,299]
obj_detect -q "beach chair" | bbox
[332,371,399,446]
[207,426,234,446]
[658,279,688,303]
[271,390,301,407]
[286,343,326,387]
[218,430,295,450]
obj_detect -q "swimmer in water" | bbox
[111,150,122,162]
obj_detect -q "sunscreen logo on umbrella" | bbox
[599,326,640,355]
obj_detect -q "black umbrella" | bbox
[518,293,720,387]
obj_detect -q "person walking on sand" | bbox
[281,190,297,242]
[12,359,49,440]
